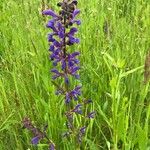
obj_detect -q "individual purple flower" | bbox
[67,52,80,78]
[31,136,40,145]
[72,104,82,114]
[71,85,82,99]
[70,51,80,57]
[72,9,80,18]
[68,27,78,36]
[74,74,80,79]
[23,1,95,149]
[42,0,94,147]
[65,86,82,103]
[70,66,80,74]
[49,143,55,150]
[77,126,86,143]
[67,36,80,45]
[87,111,96,119]
[57,22,65,38]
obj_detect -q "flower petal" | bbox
[43,10,58,18]
[31,136,40,145]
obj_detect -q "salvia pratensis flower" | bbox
[22,1,95,149]
[31,136,41,145]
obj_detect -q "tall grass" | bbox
[0,0,150,149]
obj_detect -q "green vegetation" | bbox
[0,0,150,149]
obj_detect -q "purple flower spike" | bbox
[49,45,55,51]
[23,1,94,148]
[74,74,80,79]
[48,33,55,42]
[71,51,80,57]
[53,40,61,47]
[65,86,82,103]
[47,20,55,30]
[68,36,80,45]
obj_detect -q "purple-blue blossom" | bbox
[43,0,81,95]
[72,104,82,114]
[87,111,96,119]
[80,126,86,134]
[65,86,82,103]
[22,1,95,149]
[31,136,40,145]
[49,143,55,150]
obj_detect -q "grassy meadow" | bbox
[0,0,150,149]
